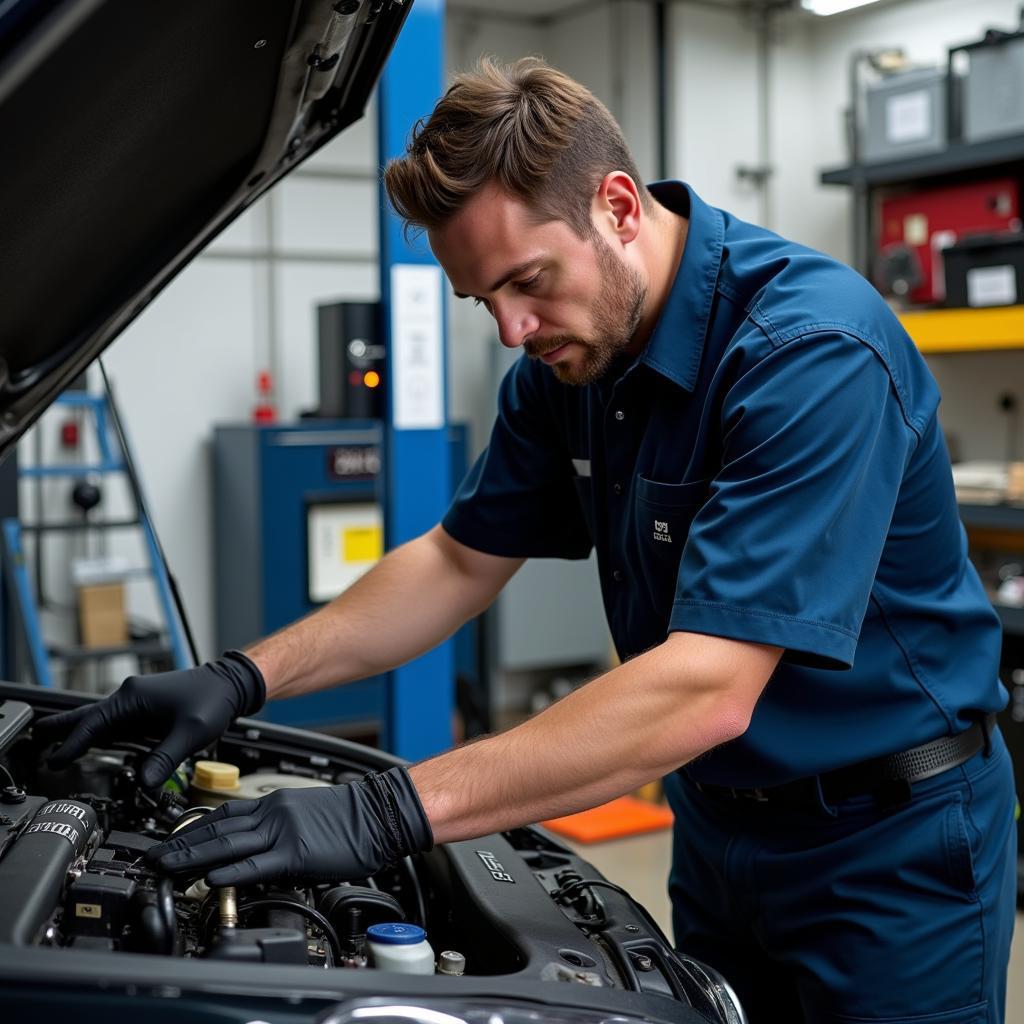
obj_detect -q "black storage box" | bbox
[943,232,1024,308]
[316,301,386,420]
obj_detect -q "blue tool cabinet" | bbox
[213,419,469,735]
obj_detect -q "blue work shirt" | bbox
[442,181,1007,786]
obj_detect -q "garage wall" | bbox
[669,2,763,222]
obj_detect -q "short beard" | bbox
[525,233,647,386]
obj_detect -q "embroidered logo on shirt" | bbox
[654,520,672,543]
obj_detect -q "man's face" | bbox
[429,184,647,386]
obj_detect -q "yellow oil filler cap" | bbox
[192,760,241,795]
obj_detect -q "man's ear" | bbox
[593,171,642,247]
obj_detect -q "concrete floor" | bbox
[565,828,1023,1018]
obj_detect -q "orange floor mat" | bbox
[542,795,675,843]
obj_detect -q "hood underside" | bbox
[0,0,409,460]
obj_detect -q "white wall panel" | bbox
[548,5,614,109]
[615,0,658,183]
[447,10,546,70]
[767,19,819,246]
[670,3,761,221]
[102,259,260,662]
[927,352,1024,462]
[276,178,378,256]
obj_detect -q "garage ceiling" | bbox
[448,0,780,19]
[449,0,596,15]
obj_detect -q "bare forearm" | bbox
[246,527,519,699]
[411,632,781,843]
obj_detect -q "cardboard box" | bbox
[78,582,128,649]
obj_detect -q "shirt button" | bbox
[614,410,625,421]
[612,482,623,495]
[612,569,624,582]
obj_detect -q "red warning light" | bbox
[349,370,363,387]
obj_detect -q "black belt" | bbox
[688,714,996,809]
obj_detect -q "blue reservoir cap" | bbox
[366,922,426,945]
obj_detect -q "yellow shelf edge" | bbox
[897,306,1024,354]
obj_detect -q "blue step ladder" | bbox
[1,389,190,688]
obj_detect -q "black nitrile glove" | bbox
[145,765,433,887]
[35,651,265,788]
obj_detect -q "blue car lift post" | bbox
[377,0,453,760]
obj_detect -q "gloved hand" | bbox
[145,765,433,886]
[35,651,266,788]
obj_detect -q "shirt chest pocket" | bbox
[634,477,711,610]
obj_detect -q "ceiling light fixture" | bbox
[801,0,887,15]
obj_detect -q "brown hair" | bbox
[383,57,651,239]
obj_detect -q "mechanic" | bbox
[40,58,1016,1023]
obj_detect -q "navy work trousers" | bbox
[664,729,1017,1023]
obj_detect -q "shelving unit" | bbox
[1,391,189,688]
[822,136,1024,645]
[821,133,1024,189]
[819,131,1024,294]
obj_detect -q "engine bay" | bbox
[0,700,440,967]
[0,689,743,1023]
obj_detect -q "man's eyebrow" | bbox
[452,258,543,300]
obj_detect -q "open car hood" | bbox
[0,0,409,460]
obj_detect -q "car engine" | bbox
[0,692,743,1023]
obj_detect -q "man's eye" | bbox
[517,272,542,291]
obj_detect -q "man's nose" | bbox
[494,303,539,350]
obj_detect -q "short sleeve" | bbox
[442,357,592,559]
[670,331,915,669]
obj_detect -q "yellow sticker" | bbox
[76,903,102,919]
[343,525,383,563]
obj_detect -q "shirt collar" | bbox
[638,181,725,392]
